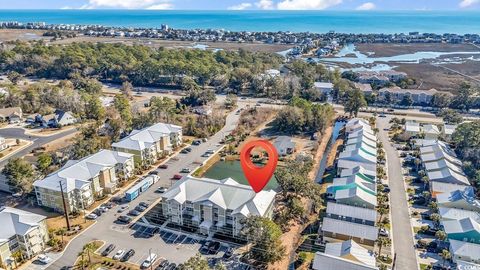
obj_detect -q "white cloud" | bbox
[228,2,253,10]
[277,0,342,10]
[356,2,376,10]
[459,0,479,7]
[255,0,274,9]
[84,0,173,9]
[146,3,173,9]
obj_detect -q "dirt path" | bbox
[268,125,334,270]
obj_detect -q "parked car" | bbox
[172,174,183,180]
[379,228,389,237]
[157,260,169,269]
[128,209,141,216]
[185,147,192,152]
[180,149,189,154]
[118,205,130,213]
[120,249,135,262]
[149,171,159,175]
[223,247,234,258]
[209,241,221,254]
[158,164,168,169]
[139,202,149,208]
[93,209,103,216]
[180,168,191,173]
[86,213,98,220]
[37,254,52,264]
[135,206,147,212]
[192,140,201,145]
[156,187,167,193]
[141,253,158,268]
[165,263,176,270]
[102,202,114,209]
[200,241,211,254]
[117,215,132,224]
[113,249,125,260]
[99,206,109,212]
[102,244,116,256]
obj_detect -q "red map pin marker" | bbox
[240,140,278,193]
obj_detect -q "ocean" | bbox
[1,10,480,34]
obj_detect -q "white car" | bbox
[86,213,98,220]
[99,206,109,212]
[113,249,125,260]
[141,253,158,268]
[37,254,51,264]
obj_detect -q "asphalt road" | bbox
[377,117,419,270]
[0,127,77,168]
[46,104,245,269]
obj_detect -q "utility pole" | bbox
[59,180,71,231]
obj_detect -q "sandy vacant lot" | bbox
[0,29,49,42]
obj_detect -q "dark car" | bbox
[192,140,201,145]
[180,149,189,154]
[101,244,115,256]
[135,205,147,212]
[102,202,114,209]
[200,241,211,254]
[139,202,149,208]
[93,208,103,216]
[156,260,169,269]
[158,164,168,169]
[208,241,221,254]
[185,147,192,152]
[128,209,141,216]
[172,174,183,180]
[117,215,132,224]
[149,171,159,175]
[165,263,177,270]
[223,247,233,258]
[120,249,135,262]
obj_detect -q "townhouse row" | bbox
[417,140,480,268]
[33,123,182,213]
[314,118,381,270]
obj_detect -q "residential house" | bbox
[439,207,480,223]
[0,107,23,123]
[339,165,376,182]
[273,136,296,156]
[449,239,480,266]
[312,240,378,270]
[325,202,377,226]
[345,118,373,134]
[443,124,457,141]
[437,188,480,212]
[112,123,182,166]
[430,182,473,199]
[160,176,276,237]
[321,217,378,246]
[50,110,77,127]
[354,83,373,95]
[381,70,407,82]
[404,121,421,137]
[378,87,447,105]
[442,217,480,244]
[0,207,49,267]
[33,149,134,212]
[358,73,389,86]
[422,124,441,140]
[314,82,334,96]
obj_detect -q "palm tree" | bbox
[376,236,391,258]
[422,176,430,190]
[430,213,441,229]
[414,158,422,172]
[435,230,447,243]
[377,206,389,223]
[440,249,451,268]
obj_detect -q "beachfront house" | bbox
[0,207,49,266]
[160,176,276,237]
[442,218,480,244]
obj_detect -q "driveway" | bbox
[46,105,245,269]
[377,117,419,270]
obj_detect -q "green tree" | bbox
[376,236,391,258]
[37,153,53,174]
[273,107,305,134]
[113,94,133,129]
[2,158,35,194]
[241,216,285,266]
[7,71,22,85]
[120,81,133,99]
[440,249,451,267]
[181,254,209,270]
[343,89,367,117]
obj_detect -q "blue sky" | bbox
[0,0,479,10]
